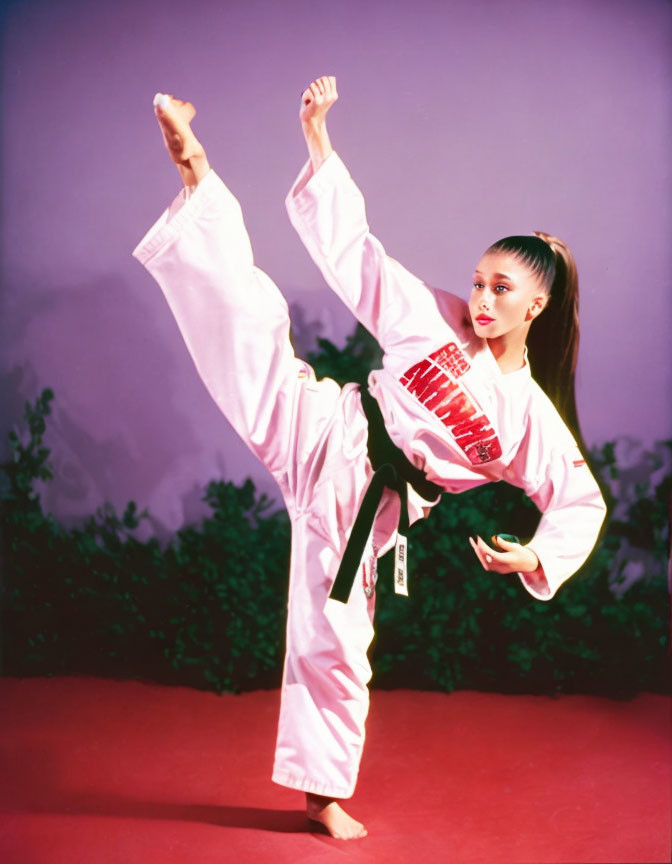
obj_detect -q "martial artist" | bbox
[132,79,606,839]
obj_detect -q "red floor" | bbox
[0,677,669,864]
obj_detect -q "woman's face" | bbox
[468,251,548,339]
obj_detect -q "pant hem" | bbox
[272,769,355,799]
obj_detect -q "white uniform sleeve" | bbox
[286,151,466,353]
[515,439,607,602]
[131,169,303,476]
[130,169,257,423]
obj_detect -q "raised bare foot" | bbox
[152,92,210,185]
[305,792,367,840]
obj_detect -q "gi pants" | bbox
[133,168,401,798]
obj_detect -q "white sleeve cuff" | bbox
[131,168,227,266]
[285,151,350,217]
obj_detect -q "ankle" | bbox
[188,153,210,185]
[306,792,336,807]
[176,156,210,189]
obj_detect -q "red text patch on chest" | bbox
[399,342,502,465]
[430,342,471,378]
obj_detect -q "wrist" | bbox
[301,117,327,134]
[301,122,333,173]
[520,549,549,596]
[521,545,540,573]
[302,118,330,149]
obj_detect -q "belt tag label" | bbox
[394,534,408,596]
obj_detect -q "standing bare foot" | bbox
[305,792,367,840]
[152,92,210,187]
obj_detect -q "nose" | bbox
[479,294,491,311]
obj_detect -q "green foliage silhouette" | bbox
[1,325,669,695]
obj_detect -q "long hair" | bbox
[484,232,583,448]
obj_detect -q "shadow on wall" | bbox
[287,300,327,360]
[1,274,213,535]
[0,277,328,538]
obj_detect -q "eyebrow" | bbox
[473,271,514,281]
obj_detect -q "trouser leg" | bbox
[272,516,374,797]
[132,171,397,798]
[132,168,319,488]
[273,385,400,799]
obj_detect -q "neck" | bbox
[487,328,528,374]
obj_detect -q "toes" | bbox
[153,92,171,111]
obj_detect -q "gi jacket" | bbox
[285,150,607,601]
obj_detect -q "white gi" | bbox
[132,150,607,799]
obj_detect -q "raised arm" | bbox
[288,76,459,355]
[300,75,337,173]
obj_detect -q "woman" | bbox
[132,77,606,840]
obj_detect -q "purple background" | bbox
[1,0,670,536]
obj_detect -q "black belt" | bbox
[328,385,443,604]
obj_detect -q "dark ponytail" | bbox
[485,232,584,449]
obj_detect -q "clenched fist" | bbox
[300,76,338,125]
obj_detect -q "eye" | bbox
[494,284,510,294]
[472,282,484,290]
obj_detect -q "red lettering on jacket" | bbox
[452,415,485,439]
[399,358,430,387]
[435,391,474,426]
[424,376,460,412]
[399,343,501,465]
[401,359,442,402]
[453,416,495,446]
[429,342,470,378]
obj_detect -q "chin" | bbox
[471,320,492,336]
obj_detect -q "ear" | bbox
[529,293,548,318]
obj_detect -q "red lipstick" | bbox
[475,315,495,325]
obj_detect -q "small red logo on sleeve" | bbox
[573,459,586,467]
